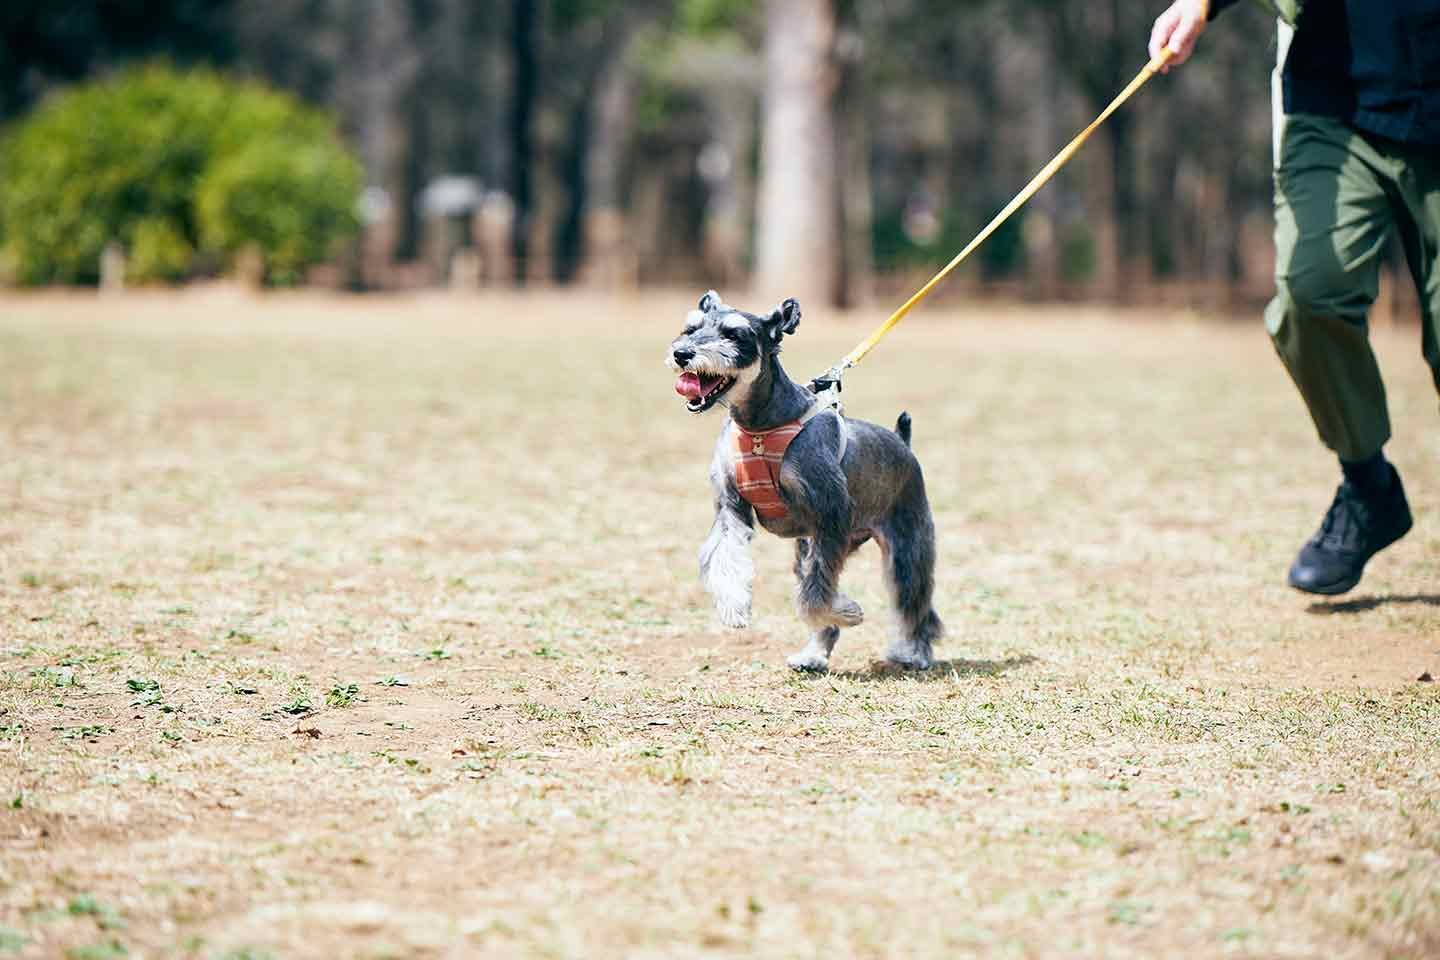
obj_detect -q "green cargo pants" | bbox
[1265,112,1440,462]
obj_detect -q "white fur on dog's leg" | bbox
[787,649,830,672]
[701,513,754,631]
[715,600,751,630]
[788,627,839,673]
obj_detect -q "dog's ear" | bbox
[764,298,801,343]
[778,298,801,334]
[698,290,721,313]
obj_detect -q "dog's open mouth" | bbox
[675,371,737,413]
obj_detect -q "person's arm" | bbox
[1149,0,1239,71]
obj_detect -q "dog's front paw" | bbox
[786,649,830,673]
[716,601,751,629]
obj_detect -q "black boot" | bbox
[1287,464,1412,596]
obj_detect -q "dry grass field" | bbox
[2,289,1438,959]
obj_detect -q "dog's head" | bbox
[667,290,801,414]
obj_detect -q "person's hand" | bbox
[1149,0,1209,72]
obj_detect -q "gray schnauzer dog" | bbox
[667,290,943,672]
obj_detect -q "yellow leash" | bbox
[813,48,1175,391]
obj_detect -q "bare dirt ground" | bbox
[1,289,1437,959]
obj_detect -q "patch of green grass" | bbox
[65,942,127,960]
[32,666,81,689]
[279,696,312,716]
[127,678,172,710]
[1107,900,1151,926]
[68,895,125,930]
[67,895,104,916]
[56,725,112,742]
[57,647,127,667]
[325,683,360,708]
[372,750,430,774]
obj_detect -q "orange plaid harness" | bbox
[730,405,846,521]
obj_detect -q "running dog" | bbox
[667,291,943,672]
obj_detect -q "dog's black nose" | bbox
[673,348,695,367]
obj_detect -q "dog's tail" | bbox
[895,411,912,448]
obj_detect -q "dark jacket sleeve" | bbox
[1207,0,1244,18]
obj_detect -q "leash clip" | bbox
[808,364,846,415]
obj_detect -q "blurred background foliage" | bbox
[0,64,359,285]
[0,0,1282,304]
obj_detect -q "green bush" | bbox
[197,139,360,287]
[127,218,193,284]
[0,64,360,286]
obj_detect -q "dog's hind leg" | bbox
[877,484,942,670]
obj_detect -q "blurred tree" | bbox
[556,0,681,285]
[510,0,540,282]
[755,0,841,306]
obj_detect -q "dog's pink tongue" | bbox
[675,372,704,400]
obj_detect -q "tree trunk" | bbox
[509,0,539,286]
[755,0,841,308]
[1087,128,1121,301]
[1024,45,1062,300]
[579,38,642,291]
[394,0,438,266]
[1109,109,1142,300]
[834,10,871,308]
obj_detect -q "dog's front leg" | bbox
[699,466,755,629]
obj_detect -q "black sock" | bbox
[1341,451,1392,494]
